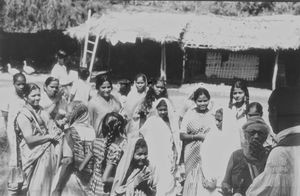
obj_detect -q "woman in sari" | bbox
[88,75,122,136]
[140,98,181,196]
[180,87,217,196]
[133,77,168,130]
[124,73,148,138]
[13,83,61,196]
[40,77,67,120]
[51,101,96,196]
[111,137,156,196]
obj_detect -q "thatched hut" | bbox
[65,12,300,88]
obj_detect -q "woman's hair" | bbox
[67,101,88,125]
[13,73,26,84]
[143,77,168,112]
[78,67,90,81]
[134,138,148,152]
[101,112,126,168]
[246,102,263,117]
[118,79,131,96]
[24,83,40,97]
[156,99,167,109]
[95,74,112,90]
[229,79,249,109]
[192,87,210,102]
[44,76,59,87]
[135,73,147,83]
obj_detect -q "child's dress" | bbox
[88,138,124,196]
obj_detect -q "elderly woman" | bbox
[51,101,96,196]
[221,116,270,196]
[11,83,61,196]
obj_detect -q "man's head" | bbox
[268,87,300,134]
[242,116,270,160]
[13,73,26,98]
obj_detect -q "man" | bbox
[222,116,270,196]
[246,87,300,196]
[51,49,69,83]
[1,73,26,167]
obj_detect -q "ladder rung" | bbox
[88,40,96,45]
[87,50,93,54]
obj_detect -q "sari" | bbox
[15,104,55,196]
[51,102,96,196]
[140,98,181,196]
[111,137,156,196]
[88,94,121,136]
[180,107,216,196]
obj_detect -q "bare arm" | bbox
[102,163,117,191]
[180,132,205,143]
[17,114,58,148]
[2,111,8,129]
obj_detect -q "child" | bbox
[245,102,263,119]
[111,137,156,196]
[80,112,127,196]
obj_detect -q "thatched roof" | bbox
[65,12,300,51]
[183,14,300,51]
[65,12,189,45]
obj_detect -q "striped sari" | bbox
[180,108,216,196]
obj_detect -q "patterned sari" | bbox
[180,108,216,196]
[15,105,55,196]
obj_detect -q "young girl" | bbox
[222,79,250,152]
[134,77,168,128]
[88,75,122,136]
[180,87,217,196]
[140,98,181,196]
[111,137,156,196]
[80,112,127,196]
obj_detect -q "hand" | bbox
[48,132,62,143]
[220,183,232,196]
[134,166,151,188]
[203,178,217,191]
[54,88,64,103]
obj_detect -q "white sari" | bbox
[140,98,181,196]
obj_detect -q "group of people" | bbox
[1,56,300,196]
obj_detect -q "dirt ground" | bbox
[0,73,272,195]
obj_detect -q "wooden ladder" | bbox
[81,9,100,81]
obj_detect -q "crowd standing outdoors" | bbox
[1,50,300,196]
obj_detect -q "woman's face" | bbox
[99,81,112,98]
[233,87,245,104]
[195,94,209,112]
[44,80,59,98]
[133,147,148,168]
[26,89,41,108]
[153,81,165,96]
[157,104,168,120]
[136,77,146,93]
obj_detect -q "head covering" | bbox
[111,137,144,195]
[242,116,270,135]
[68,101,89,126]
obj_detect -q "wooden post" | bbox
[160,42,167,80]
[272,51,279,90]
[82,9,92,68]
[181,48,187,84]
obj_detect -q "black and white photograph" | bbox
[0,1,300,196]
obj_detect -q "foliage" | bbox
[0,1,299,33]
